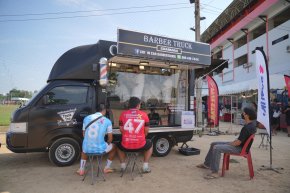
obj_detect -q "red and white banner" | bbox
[206,75,219,126]
[284,75,290,97]
[255,48,270,135]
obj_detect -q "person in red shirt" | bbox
[117,97,153,173]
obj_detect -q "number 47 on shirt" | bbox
[124,119,145,134]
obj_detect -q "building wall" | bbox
[213,19,290,88]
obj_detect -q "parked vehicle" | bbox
[7,29,211,166]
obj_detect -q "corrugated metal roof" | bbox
[201,0,257,43]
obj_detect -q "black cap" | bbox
[243,107,257,120]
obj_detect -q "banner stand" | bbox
[206,75,219,135]
[255,47,283,174]
[258,124,284,173]
[258,125,284,173]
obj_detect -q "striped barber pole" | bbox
[99,57,108,86]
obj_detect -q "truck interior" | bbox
[106,56,198,128]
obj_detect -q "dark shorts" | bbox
[116,139,152,152]
[271,117,279,125]
[287,118,290,126]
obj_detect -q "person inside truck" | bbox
[196,107,257,179]
[148,108,162,126]
[76,104,116,176]
[116,96,153,173]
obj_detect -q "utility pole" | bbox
[190,0,203,128]
[194,0,201,42]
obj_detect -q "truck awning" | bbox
[195,59,228,78]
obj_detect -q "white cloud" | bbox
[55,0,87,6]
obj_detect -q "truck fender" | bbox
[46,127,82,148]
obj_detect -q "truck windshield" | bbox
[25,85,47,106]
[107,64,188,128]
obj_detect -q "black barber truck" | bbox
[7,29,211,166]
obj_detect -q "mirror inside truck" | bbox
[43,94,49,105]
[106,62,188,128]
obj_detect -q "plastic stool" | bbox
[82,152,106,185]
[120,152,143,180]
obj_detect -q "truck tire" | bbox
[153,136,172,157]
[49,137,80,167]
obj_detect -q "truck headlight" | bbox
[8,122,27,133]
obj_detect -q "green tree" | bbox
[9,89,33,98]
[0,94,5,101]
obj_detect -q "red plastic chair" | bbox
[221,134,255,179]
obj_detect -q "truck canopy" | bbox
[48,40,116,82]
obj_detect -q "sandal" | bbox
[76,169,85,176]
[204,173,219,180]
[104,167,116,174]
[196,163,209,169]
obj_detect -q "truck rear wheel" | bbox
[49,137,80,167]
[153,136,172,157]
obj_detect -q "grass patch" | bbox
[0,105,18,126]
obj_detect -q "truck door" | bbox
[28,84,93,149]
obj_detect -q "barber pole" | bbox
[99,57,108,86]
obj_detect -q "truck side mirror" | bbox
[43,95,49,105]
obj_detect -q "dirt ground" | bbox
[1,124,290,193]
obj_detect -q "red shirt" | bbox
[119,108,149,149]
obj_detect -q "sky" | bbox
[0,0,232,95]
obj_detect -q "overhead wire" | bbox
[0,5,193,22]
[0,2,190,17]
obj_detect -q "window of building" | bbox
[273,7,290,28]
[272,34,289,45]
[46,86,88,105]
[235,35,247,49]
[214,50,223,59]
[107,64,188,127]
[234,54,247,67]
[251,24,266,40]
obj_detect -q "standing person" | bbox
[196,107,257,179]
[283,100,290,137]
[77,104,116,175]
[117,97,153,173]
[272,107,281,135]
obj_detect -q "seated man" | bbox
[117,97,153,173]
[196,107,257,179]
[148,108,162,126]
[77,104,116,175]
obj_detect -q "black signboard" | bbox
[117,29,211,66]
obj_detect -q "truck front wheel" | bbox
[153,136,172,157]
[49,137,80,167]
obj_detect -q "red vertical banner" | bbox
[284,75,290,97]
[206,75,219,126]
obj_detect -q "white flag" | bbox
[255,48,270,135]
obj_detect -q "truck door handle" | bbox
[80,112,89,117]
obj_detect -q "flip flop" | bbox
[104,167,116,174]
[76,169,84,176]
[196,163,209,169]
[204,173,219,180]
